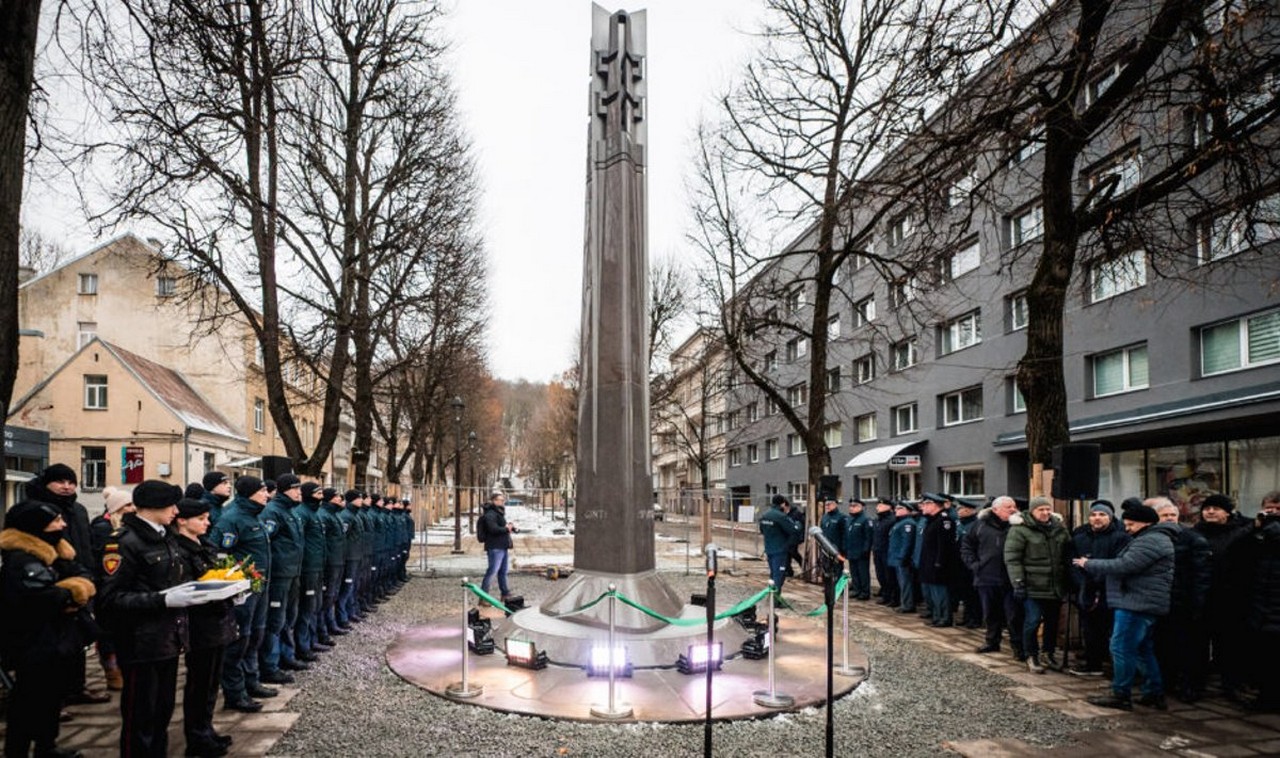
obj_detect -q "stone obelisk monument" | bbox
[536,4,683,632]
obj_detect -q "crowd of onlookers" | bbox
[765,487,1280,713]
[1,464,414,758]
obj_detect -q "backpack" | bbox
[476,512,489,544]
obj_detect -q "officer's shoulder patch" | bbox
[904,524,914,531]
[220,532,237,549]
[263,519,278,535]
[102,552,122,576]
[943,521,953,530]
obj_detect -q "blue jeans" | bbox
[766,551,789,594]
[1022,597,1061,657]
[481,548,510,597]
[1111,609,1162,697]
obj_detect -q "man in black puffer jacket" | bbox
[1231,491,1280,712]
[1075,502,1176,711]
[1067,501,1130,677]
[1194,493,1252,700]
[1152,499,1211,702]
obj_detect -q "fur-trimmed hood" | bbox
[0,528,76,565]
[1009,511,1064,527]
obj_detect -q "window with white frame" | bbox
[710,456,726,480]
[81,447,107,490]
[788,433,806,456]
[855,413,877,443]
[943,240,981,280]
[1085,60,1123,106]
[948,170,976,210]
[891,338,918,371]
[825,423,843,449]
[788,482,808,503]
[853,354,875,385]
[786,383,808,408]
[725,410,739,432]
[785,288,806,315]
[943,468,986,497]
[77,321,97,350]
[826,367,841,393]
[1228,71,1278,127]
[892,403,918,435]
[747,444,759,464]
[828,315,841,340]
[765,396,779,415]
[786,337,808,362]
[254,397,266,433]
[766,438,780,460]
[1185,106,1210,149]
[764,350,778,371]
[853,296,876,326]
[1200,308,1280,375]
[745,402,760,423]
[1008,291,1029,331]
[84,375,108,409]
[889,278,917,308]
[940,310,982,355]
[729,448,743,467]
[1009,377,1026,414]
[851,253,868,271]
[942,386,983,426]
[857,476,878,500]
[887,214,913,248]
[1087,149,1142,203]
[1089,250,1147,302]
[1007,204,1044,248]
[1092,344,1150,397]
[1009,123,1044,164]
[78,273,98,295]
[156,276,178,297]
[1198,195,1280,263]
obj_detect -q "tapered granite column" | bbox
[538,4,683,631]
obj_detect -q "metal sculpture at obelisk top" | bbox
[535,4,685,633]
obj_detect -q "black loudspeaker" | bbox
[818,475,841,501]
[261,455,294,480]
[1051,443,1101,500]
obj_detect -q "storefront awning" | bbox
[843,439,926,469]
[222,456,263,469]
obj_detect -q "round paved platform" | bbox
[386,603,869,723]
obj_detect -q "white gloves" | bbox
[164,585,210,608]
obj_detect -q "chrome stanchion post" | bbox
[837,566,862,676]
[753,580,794,708]
[591,584,633,719]
[446,577,483,699]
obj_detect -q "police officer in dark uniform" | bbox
[872,498,898,606]
[918,493,962,627]
[318,488,348,638]
[396,498,414,584]
[208,476,276,710]
[259,474,306,682]
[844,499,875,600]
[200,472,232,528]
[337,490,365,624]
[294,482,328,659]
[98,480,210,757]
[887,501,920,613]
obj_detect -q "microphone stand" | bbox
[819,550,840,758]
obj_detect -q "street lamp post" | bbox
[467,431,477,533]
[450,396,465,554]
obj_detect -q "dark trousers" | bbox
[183,645,225,749]
[223,590,267,697]
[1254,630,1280,707]
[874,551,898,603]
[1023,597,1062,657]
[922,583,952,625]
[296,571,323,653]
[262,574,300,672]
[322,563,344,632]
[894,565,916,611]
[4,656,73,757]
[978,585,1024,654]
[120,657,179,758]
[1079,606,1114,670]
[1155,609,1206,695]
[1207,615,1244,694]
[339,559,360,622]
[848,553,871,598]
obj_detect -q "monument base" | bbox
[536,568,685,633]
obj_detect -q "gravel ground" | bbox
[270,572,1106,757]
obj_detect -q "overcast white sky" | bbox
[24,1,764,384]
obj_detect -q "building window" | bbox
[891,338,918,371]
[887,214,913,248]
[84,375,108,409]
[765,396,779,415]
[826,367,841,393]
[892,403,918,435]
[747,444,759,464]
[766,438,780,461]
[1009,123,1044,164]
[729,448,743,467]
[1007,291,1029,331]
[853,296,876,327]
[1086,148,1141,203]
[947,170,976,210]
[855,413,877,443]
[940,310,982,355]
[942,386,983,426]
[77,322,98,350]
[1009,377,1026,414]
[764,350,778,371]
[788,434,806,456]
[786,383,808,408]
[851,253,868,271]
[77,273,98,295]
[785,288,806,315]
[1092,344,1150,397]
[858,476,878,500]
[1198,195,1280,263]
[156,276,178,297]
[941,240,981,281]
[745,402,760,423]
[785,337,808,362]
[825,423,843,449]
[1006,204,1044,248]
[788,482,808,503]
[942,468,985,497]
[1085,60,1123,106]
[1200,308,1280,376]
[254,397,266,433]
[889,278,916,308]
[81,446,107,490]
[1089,250,1147,302]
[827,315,841,340]
[853,354,875,385]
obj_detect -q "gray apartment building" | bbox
[697,1,1280,517]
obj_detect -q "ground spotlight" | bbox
[505,637,548,670]
[740,628,771,660]
[467,608,495,655]
[676,642,723,675]
[586,646,632,678]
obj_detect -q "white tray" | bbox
[163,579,252,601]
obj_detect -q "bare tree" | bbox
[650,326,728,494]
[18,224,69,273]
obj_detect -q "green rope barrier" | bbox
[804,574,850,617]
[464,581,774,627]
[465,583,512,614]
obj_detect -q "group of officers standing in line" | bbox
[1,464,416,758]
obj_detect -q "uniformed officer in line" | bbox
[918,492,963,628]
[317,488,348,638]
[336,490,365,624]
[872,498,899,606]
[369,493,390,602]
[356,492,377,615]
[98,480,213,757]
[845,498,875,600]
[294,482,329,660]
[396,498,414,584]
[887,501,920,613]
[208,476,276,711]
[819,496,848,561]
[954,497,983,628]
[759,494,803,596]
[259,474,306,682]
